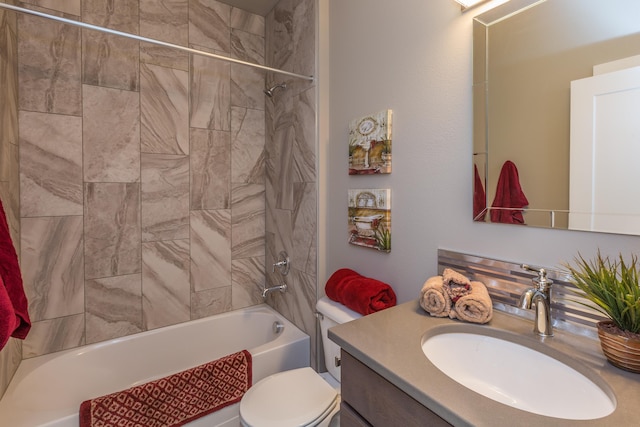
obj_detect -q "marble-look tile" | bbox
[0,7,18,182]
[19,111,83,217]
[231,64,265,110]
[22,0,81,16]
[83,85,140,182]
[267,268,316,368]
[231,256,264,310]
[265,185,293,259]
[231,29,264,65]
[263,0,317,370]
[231,183,264,259]
[85,274,143,344]
[189,0,230,53]
[265,105,295,211]
[0,147,19,255]
[141,63,189,155]
[231,107,265,183]
[140,43,189,71]
[17,13,81,115]
[230,7,264,36]
[0,337,21,398]
[191,286,231,320]
[293,88,316,183]
[142,240,190,330]
[21,216,84,322]
[82,0,138,32]
[22,313,85,358]
[266,0,315,76]
[84,183,141,279]
[190,128,231,210]
[82,31,140,91]
[141,154,189,242]
[291,182,316,275]
[190,55,230,131]
[190,210,231,292]
[140,0,188,45]
[0,181,19,255]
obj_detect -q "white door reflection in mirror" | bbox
[570,64,640,234]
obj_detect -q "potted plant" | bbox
[565,251,640,373]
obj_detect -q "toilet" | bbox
[239,297,362,427]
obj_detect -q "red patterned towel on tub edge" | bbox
[79,350,252,427]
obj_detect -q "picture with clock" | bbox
[348,109,392,175]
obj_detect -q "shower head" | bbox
[264,82,287,98]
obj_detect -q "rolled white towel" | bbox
[442,268,472,303]
[419,276,452,317]
[449,281,493,324]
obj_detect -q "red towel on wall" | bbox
[325,268,396,315]
[473,164,486,221]
[0,198,30,350]
[490,160,529,224]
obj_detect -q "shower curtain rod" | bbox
[0,2,314,82]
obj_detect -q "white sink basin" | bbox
[422,329,616,420]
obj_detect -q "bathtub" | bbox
[0,304,310,427]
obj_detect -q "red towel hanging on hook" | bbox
[490,161,529,224]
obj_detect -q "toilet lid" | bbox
[240,367,338,427]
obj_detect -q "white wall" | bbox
[319,0,640,304]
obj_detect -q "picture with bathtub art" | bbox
[348,189,391,252]
[348,110,392,174]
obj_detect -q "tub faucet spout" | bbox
[519,264,553,337]
[262,283,287,299]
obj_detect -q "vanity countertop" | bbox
[328,300,640,427]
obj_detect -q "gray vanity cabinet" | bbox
[340,350,452,427]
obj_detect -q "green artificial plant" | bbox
[565,251,640,334]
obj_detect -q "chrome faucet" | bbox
[518,264,553,337]
[262,282,287,298]
[262,251,290,298]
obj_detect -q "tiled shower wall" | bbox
[264,0,318,368]
[0,0,319,398]
[0,0,272,389]
[0,0,22,396]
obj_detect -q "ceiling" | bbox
[219,0,280,16]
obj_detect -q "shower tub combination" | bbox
[0,304,310,427]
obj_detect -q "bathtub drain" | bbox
[273,321,284,334]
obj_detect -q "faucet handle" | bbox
[521,264,553,289]
[272,251,290,276]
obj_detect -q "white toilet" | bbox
[239,297,362,427]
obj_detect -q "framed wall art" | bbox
[348,188,391,252]
[348,109,392,175]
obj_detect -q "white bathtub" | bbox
[0,304,310,427]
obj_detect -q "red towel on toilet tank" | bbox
[0,198,30,350]
[325,268,396,315]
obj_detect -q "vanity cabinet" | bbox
[340,350,452,427]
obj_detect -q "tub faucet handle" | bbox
[272,251,290,276]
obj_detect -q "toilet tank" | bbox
[316,297,362,382]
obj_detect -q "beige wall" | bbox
[321,0,640,305]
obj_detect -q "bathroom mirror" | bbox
[473,0,640,235]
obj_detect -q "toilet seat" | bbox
[240,367,339,427]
